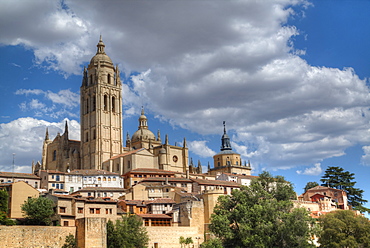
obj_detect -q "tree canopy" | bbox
[21,196,54,225]
[319,210,370,248]
[304,181,319,192]
[321,166,369,213]
[209,171,317,248]
[107,215,149,248]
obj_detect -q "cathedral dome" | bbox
[131,107,156,142]
[89,36,113,66]
[90,53,113,65]
[132,129,156,143]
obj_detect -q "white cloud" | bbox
[15,88,79,118]
[1,0,370,171]
[361,146,370,166]
[296,163,323,176]
[188,140,216,158]
[0,117,80,172]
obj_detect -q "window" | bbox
[86,132,89,142]
[70,187,74,193]
[52,183,55,187]
[78,208,83,214]
[112,96,116,112]
[93,129,96,139]
[56,175,60,181]
[56,184,59,189]
[86,97,89,113]
[35,182,38,188]
[128,161,131,169]
[103,177,107,181]
[108,177,111,182]
[60,184,64,189]
[63,221,69,227]
[90,208,94,214]
[107,74,111,84]
[92,96,96,111]
[53,150,57,161]
[59,207,66,213]
[98,177,101,182]
[104,95,108,111]
[88,192,91,196]
[96,208,100,214]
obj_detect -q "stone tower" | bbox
[80,36,123,169]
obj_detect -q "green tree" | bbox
[0,189,10,225]
[0,189,8,213]
[200,238,223,248]
[61,234,77,248]
[209,171,317,248]
[319,210,370,248]
[304,181,319,192]
[185,237,193,248]
[107,215,149,248]
[179,236,186,248]
[320,166,369,213]
[21,196,54,225]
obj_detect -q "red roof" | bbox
[147,198,176,204]
[137,214,172,219]
[106,148,146,161]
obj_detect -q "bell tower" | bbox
[80,36,123,169]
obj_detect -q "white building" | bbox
[216,172,258,186]
[64,169,123,193]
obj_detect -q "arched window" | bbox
[104,95,108,111]
[90,75,93,85]
[86,97,89,113]
[92,96,96,111]
[86,132,89,142]
[112,96,116,112]
[107,74,111,84]
[53,150,57,161]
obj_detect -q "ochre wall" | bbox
[0,226,76,248]
[146,226,204,248]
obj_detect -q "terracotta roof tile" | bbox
[137,214,172,219]
[192,178,241,187]
[106,148,146,161]
[147,198,176,204]
[68,169,118,176]
[0,171,40,179]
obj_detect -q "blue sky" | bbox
[1,0,370,208]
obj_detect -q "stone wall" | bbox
[76,217,107,248]
[146,226,203,248]
[0,225,76,248]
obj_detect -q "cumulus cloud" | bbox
[188,140,217,158]
[0,117,80,172]
[15,88,79,118]
[1,0,370,172]
[361,146,370,166]
[296,163,323,176]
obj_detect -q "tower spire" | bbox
[97,35,106,54]
[221,121,232,151]
[45,128,49,141]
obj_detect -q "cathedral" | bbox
[34,37,251,177]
